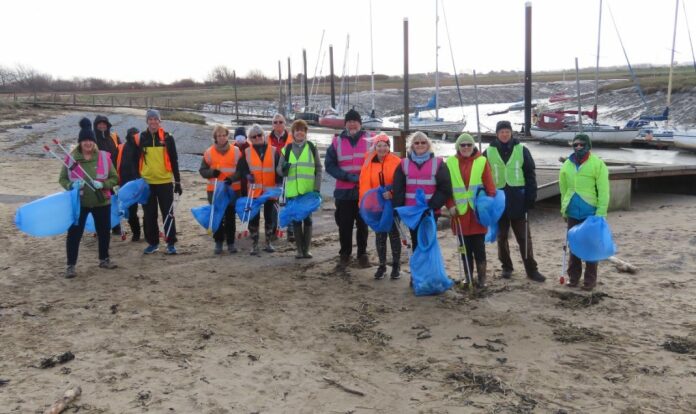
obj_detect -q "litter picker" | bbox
[162,192,179,242]
[237,183,257,239]
[455,215,474,292]
[524,212,529,260]
[560,229,569,285]
[43,145,98,192]
[275,177,288,239]
[208,177,219,235]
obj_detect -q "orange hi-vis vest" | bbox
[134,129,172,173]
[245,144,276,198]
[204,144,241,191]
[359,151,402,203]
[110,131,119,148]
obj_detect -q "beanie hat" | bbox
[496,120,513,133]
[233,126,247,139]
[455,133,475,146]
[146,108,161,121]
[373,133,390,146]
[78,117,96,143]
[344,108,362,124]
[573,133,592,149]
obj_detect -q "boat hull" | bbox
[398,118,467,133]
[318,116,345,129]
[674,134,696,152]
[362,117,383,130]
[531,126,639,145]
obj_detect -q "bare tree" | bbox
[207,65,235,85]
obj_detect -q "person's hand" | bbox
[174,182,183,195]
[448,206,458,217]
[283,162,291,171]
[92,181,104,190]
[347,174,359,183]
[224,176,234,186]
[113,185,120,194]
[71,180,84,190]
[212,169,221,178]
[246,174,255,184]
[382,190,393,200]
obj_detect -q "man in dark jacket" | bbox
[118,127,143,241]
[483,120,545,282]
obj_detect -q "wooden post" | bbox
[403,18,410,132]
[233,70,239,122]
[73,94,76,105]
[524,1,532,136]
[92,95,95,105]
[329,45,336,109]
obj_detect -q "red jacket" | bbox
[446,150,496,236]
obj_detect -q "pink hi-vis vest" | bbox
[332,133,369,190]
[65,150,112,198]
[402,156,442,206]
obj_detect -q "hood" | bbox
[93,115,112,133]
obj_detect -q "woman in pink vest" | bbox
[392,131,452,250]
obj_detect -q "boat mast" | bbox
[667,0,679,127]
[593,0,602,125]
[369,0,376,114]
[435,0,440,120]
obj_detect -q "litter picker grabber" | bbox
[275,177,288,239]
[455,215,474,292]
[50,139,104,202]
[237,183,257,239]
[43,145,98,193]
[394,215,413,256]
[560,229,569,285]
[524,212,529,260]
[162,193,179,242]
[207,178,219,236]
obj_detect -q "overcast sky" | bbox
[3,0,694,83]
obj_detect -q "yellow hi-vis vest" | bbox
[486,144,525,188]
[284,143,315,198]
[446,156,486,215]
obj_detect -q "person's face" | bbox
[80,140,95,153]
[572,141,586,153]
[458,141,474,157]
[375,141,390,158]
[214,131,229,147]
[411,138,430,156]
[96,122,108,132]
[293,128,307,143]
[345,120,361,135]
[272,117,286,134]
[497,128,512,143]
[249,130,265,145]
[147,117,160,132]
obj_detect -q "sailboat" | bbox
[531,0,639,145]
[362,0,383,130]
[398,0,466,134]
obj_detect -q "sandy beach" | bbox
[1,110,695,413]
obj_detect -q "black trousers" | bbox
[457,233,486,277]
[143,183,176,246]
[249,200,277,238]
[376,224,401,266]
[127,203,142,238]
[567,217,598,286]
[335,199,368,257]
[497,214,539,275]
[67,205,111,265]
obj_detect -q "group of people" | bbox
[58,107,609,292]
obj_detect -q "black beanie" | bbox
[234,126,247,138]
[573,133,592,149]
[496,120,513,133]
[78,117,96,143]
[344,108,362,124]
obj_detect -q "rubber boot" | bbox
[302,225,313,258]
[287,225,295,243]
[250,232,260,256]
[264,228,275,253]
[476,261,487,288]
[293,223,304,259]
[214,240,223,255]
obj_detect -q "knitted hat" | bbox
[344,108,362,124]
[373,133,390,145]
[233,126,247,139]
[78,117,96,143]
[146,108,161,121]
[455,133,475,146]
[573,133,592,149]
[496,120,512,133]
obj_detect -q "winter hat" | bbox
[373,133,390,145]
[496,120,512,133]
[78,117,96,143]
[455,133,475,147]
[146,108,161,121]
[573,133,592,149]
[344,108,362,124]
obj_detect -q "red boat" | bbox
[318,108,346,129]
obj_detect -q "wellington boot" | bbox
[302,225,313,258]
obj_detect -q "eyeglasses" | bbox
[413,141,428,146]
[459,143,473,147]
[272,121,284,124]
[572,143,585,148]
[250,133,264,139]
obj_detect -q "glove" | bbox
[113,185,120,194]
[71,180,84,190]
[448,206,458,217]
[347,174,359,183]
[212,169,221,178]
[224,176,234,186]
[282,162,291,173]
[92,181,104,190]
[246,174,255,184]
[174,182,183,195]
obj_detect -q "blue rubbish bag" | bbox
[235,187,282,222]
[15,187,80,237]
[190,182,234,232]
[410,214,454,296]
[475,189,506,227]
[485,222,499,244]
[394,188,430,230]
[359,186,394,233]
[117,178,150,209]
[85,193,122,232]
[568,215,616,262]
[279,192,322,228]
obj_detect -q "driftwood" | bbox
[322,377,365,397]
[608,256,638,274]
[43,386,81,414]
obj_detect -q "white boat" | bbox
[674,133,696,152]
[532,125,639,145]
[400,116,466,133]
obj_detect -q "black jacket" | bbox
[136,128,181,183]
[118,128,141,184]
[483,138,537,220]
[93,115,119,163]
[392,152,451,212]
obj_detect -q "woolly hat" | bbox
[344,108,362,124]
[146,108,161,121]
[573,133,592,149]
[78,117,96,143]
[373,133,390,145]
[233,126,247,139]
[455,133,475,146]
[496,120,513,133]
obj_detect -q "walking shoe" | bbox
[567,280,580,288]
[250,244,260,256]
[501,269,513,279]
[131,234,141,242]
[374,265,386,280]
[581,283,596,291]
[143,244,159,254]
[65,265,76,279]
[358,254,371,268]
[338,255,350,268]
[263,242,276,253]
[99,258,118,269]
[214,241,223,255]
[165,244,177,255]
[390,266,401,280]
[227,243,238,254]
[527,270,546,283]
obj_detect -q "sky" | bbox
[2,0,695,83]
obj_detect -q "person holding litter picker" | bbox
[58,118,119,278]
[444,133,496,289]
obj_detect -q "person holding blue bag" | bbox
[199,125,242,254]
[58,118,119,278]
[359,134,402,280]
[445,133,496,288]
[116,127,144,241]
[277,119,322,259]
[559,134,610,291]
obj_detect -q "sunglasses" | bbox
[413,141,428,146]
[250,133,264,139]
[272,120,284,124]
[573,143,585,148]
[459,143,474,147]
